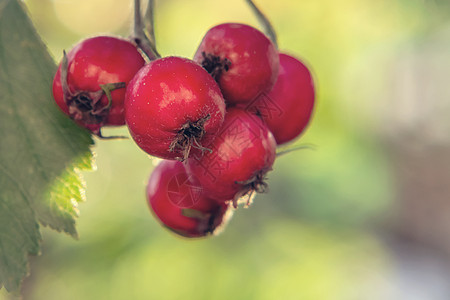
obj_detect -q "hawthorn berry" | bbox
[186,108,277,206]
[147,160,232,238]
[244,53,315,144]
[52,36,145,135]
[193,23,279,104]
[125,56,226,161]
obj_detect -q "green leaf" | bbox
[0,0,94,293]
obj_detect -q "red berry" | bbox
[186,108,276,205]
[125,56,226,160]
[147,160,232,238]
[244,53,315,144]
[194,23,279,104]
[52,36,145,135]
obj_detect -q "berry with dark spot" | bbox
[52,36,145,136]
[194,23,279,104]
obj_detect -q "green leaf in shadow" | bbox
[0,0,94,293]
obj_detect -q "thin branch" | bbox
[245,0,278,48]
[132,0,159,60]
[276,144,317,157]
[144,0,156,46]
[134,0,142,39]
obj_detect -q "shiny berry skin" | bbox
[186,108,277,204]
[147,160,232,238]
[125,56,226,161]
[52,36,145,135]
[194,23,279,104]
[244,53,315,145]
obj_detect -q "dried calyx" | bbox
[233,169,270,208]
[200,52,231,81]
[169,114,212,161]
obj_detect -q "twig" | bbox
[144,0,156,46]
[245,0,278,48]
[133,0,159,60]
[276,144,316,157]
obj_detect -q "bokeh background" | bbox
[2,0,450,299]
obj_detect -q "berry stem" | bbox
[97,133,129,140]
[98,82,126,112]
[60,50,71,100]
[133,0,160,60]
[276,144,316,157]
[244,0,278,48]
[181,209,209,219]
[143,0,161,57]
[144,0,157,47]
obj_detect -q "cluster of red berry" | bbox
[52,5,314,238]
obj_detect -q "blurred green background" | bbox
[2,0,450,299]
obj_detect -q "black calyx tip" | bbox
[233,170,271,208]
[66,91,108,126]
[200,52,231,81]
[169,115,211,161]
